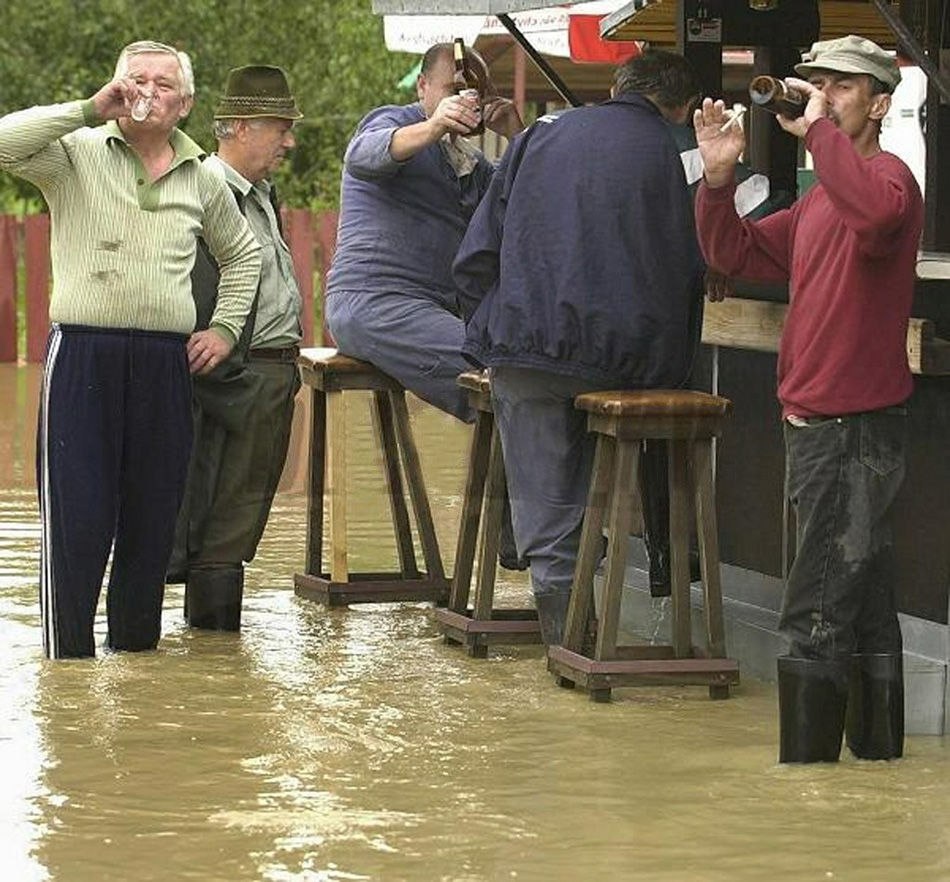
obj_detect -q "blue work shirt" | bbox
[328,102,495,311]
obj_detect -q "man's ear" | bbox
[869,92,891,122]
[416,74,427,102]
[178,94,194,120]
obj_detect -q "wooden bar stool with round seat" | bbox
[293,347,450,607]
[547,389,740,701]
[432,370,541,657]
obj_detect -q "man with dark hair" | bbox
[169,65,303,632]
[453,48,706,645]
[325,42,522,421]
[694,34,922,762]
[0,40,261,658]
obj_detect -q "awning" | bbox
[599,0,902,49]
[383,2,639,63]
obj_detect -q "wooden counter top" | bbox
[701,298,950,375]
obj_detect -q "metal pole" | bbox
[870,0,950,103]
[497,13,582,107]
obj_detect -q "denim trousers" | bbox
[780,408,906,660]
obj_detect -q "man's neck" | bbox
[217,147,262,184]
[118,120,174,161]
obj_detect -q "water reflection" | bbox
[2,364,949,881]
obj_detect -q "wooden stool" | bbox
[433,371,541,658]
[547,390,740,701]
[293,347,450,607]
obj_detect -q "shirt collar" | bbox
[104,121,205,166]
[206,154,273,201]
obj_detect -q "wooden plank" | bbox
[702,298,950,375]
[24,214,49,364]
[473,428,506,621]
[304,387,326,576]
[596,439,638,661]
[448,408,493,612]
[0,216,17,362]
[372,391,420,580]
[327,390,348,582]
[691,441,727,658]
[391,391,446,580]
[563,434,615,652]
[669,440,692,657]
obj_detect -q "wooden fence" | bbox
[0,208,338,363]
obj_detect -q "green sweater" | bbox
[0,100,261,344]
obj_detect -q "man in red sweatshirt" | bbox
[693,35,923,763]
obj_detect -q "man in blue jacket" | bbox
[453,49,705,645]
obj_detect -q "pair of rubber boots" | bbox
[184,565,244,631]
[777,653,904,763]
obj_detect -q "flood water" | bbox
[2,363,949,882]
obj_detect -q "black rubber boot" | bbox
[185,566,244,631]
[777,655,849,763]
[534,590,571,647]
[846,653,904,760]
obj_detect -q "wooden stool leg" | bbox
[448,410,493,613]
[372,391,420,580]
[690,440,730,699]
[473,426,506,623]
[327,389,348,583]
[595,439,639,663]
[304,386,326,578]
[669,439,692,658]
[562,435,615,654]
[390,391,446,581]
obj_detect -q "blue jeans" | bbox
[780,408,906,660]
[325,290,474,423]
[490,366,616,599]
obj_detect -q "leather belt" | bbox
[248,345,300,363]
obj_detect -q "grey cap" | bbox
[794,34,901,93]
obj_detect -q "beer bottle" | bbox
[453,37,483,135]
[749,75,805,118]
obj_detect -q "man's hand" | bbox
[775,77,829,139]
[482,96,523,139]
[90,77,143,122]
[187,328,233,375]
[693,97,745,188]
[428,94,482,139]
[704,268,733,303]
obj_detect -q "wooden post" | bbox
[24,214,50,364]
[315,210,338,345]
[282,207,315,346]
[0,215,18,362]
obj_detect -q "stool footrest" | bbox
[433,608,542,647]
[294,572,450,607]
[548,645,739,690]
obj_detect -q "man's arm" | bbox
[693,97,793,283]
[190,175,261,375]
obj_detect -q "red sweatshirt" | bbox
[695,118,923,417]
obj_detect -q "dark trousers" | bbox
[37,325,193,658]
[169,357,299,570]
[780,409,906,660]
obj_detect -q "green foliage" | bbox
[0,0,416,209]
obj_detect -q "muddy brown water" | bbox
[1,365,948,881]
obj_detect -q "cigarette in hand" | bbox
[719,106,746,132]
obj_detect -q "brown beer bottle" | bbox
[453,37,484,135]
[749,75,805,118]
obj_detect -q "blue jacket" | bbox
[453,93,704,388]
[328,102,495,310]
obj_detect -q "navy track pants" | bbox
[37,324,193,659]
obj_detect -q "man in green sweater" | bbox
[0,40,262,659]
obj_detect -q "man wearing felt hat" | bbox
[693,35,922,763]
[168,64,304,632]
